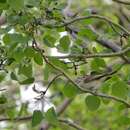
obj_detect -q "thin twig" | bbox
[50,15,130,35]
[44,73,63,94]
[0,116,86,130]
[0,116,32,122]
[75,79,130,107]
[45,47,130,59]
[67,61,88,69]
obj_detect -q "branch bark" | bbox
[0,16,6,26]
[59,118,86,130]
[112,0,130,5]
[45,47,130,59]
[50,15,130,35]
[0,116,86,130]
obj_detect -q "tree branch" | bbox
[45,58,130,108]
[44,73,63,94]
[45,47,130,59]
[56,98,73,116]
[0,88,6,91]
[96,37,121,52]
[44,61,130,108]
[112,0,130,5]
[0,116,32,122]
[0,16,6,26]
[0,116,86,130]
[0,98,72,130]
[59,118,86,130]
[33,39,130,109]
[81,89,130,108]
[51,15,130,35]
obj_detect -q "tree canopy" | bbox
[0,0,130,130]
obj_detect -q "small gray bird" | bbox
[75,74,104,91]
[75,69,117,91]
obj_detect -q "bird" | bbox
[75,73,104,91]
[75,68,117,91]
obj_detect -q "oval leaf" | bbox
[111,81,128,98]
[85,95,100,111]
[34,52,43,65]
[19,77,34,85]
[57,35,70,53]
[43,34,56,47]
[62,83,79,98]
[32,110,43,127]
[45,107,58,126]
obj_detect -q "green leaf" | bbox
[33,52,43,65]
[3,33,28,44]
[49,57,68,71]
[0,95,7,104]
[81,9,94,25]
[100,81,110,94]
[91,58,106,72]
[78,28,98,40]
[43,34,56,47]
[117,116,130,125]
[85,95,101,111]
[57,35,70,53]
[0,3,8,10]
[32,110,43,127]
[24,47,35,58]
[13,48,24,62]
[70,44,82,54]
[62,83,79,98]
[0,73,6,82]
[6,108,16,119]
[43,64,54,81]
[19,77,34,85]
[8,0,24,11]
[45,107,58,126]
[19,64,32,78]
[17,103,27,117]
[0,0,6,3]
[25,0,40,7]
[3,33,12,44]
[111,81,128,98]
